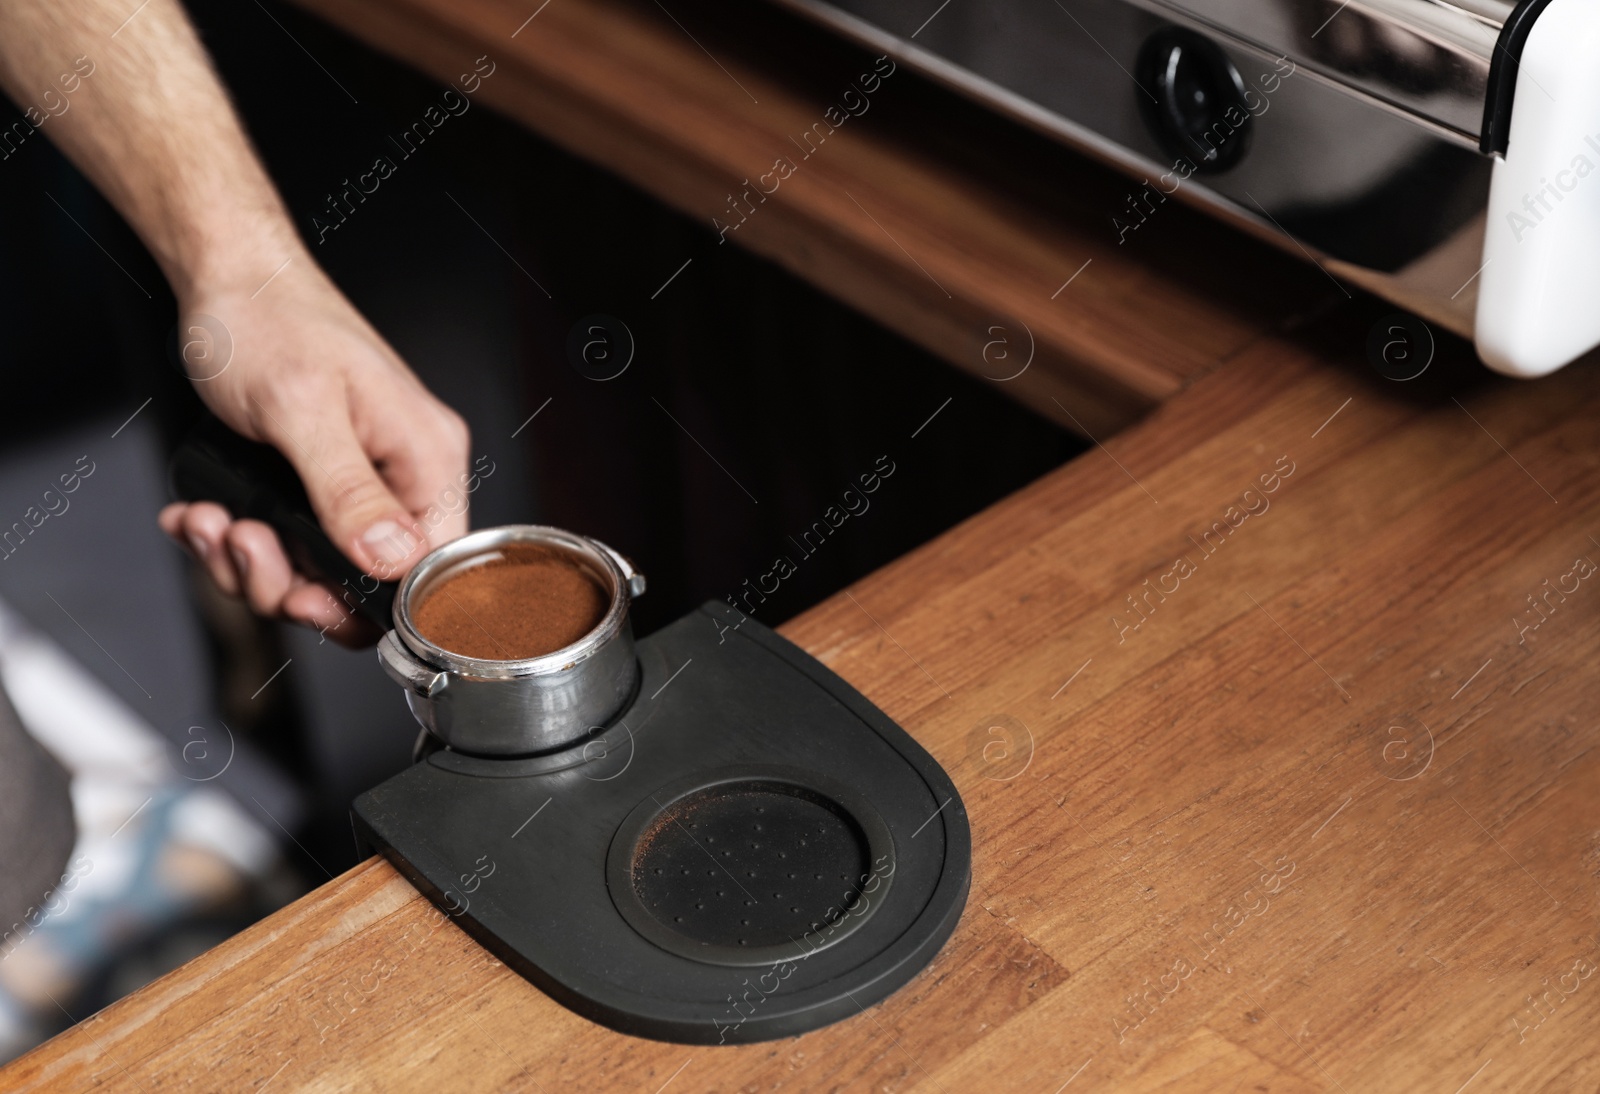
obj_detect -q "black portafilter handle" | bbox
[169,415,398,628]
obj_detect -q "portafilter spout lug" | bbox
[378,632,448,698]
[595,539,646,599]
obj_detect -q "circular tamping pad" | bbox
[608,769,894,967]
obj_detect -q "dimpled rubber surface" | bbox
[631,782,869,949]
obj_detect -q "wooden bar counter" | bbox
[7,311,1600,1090]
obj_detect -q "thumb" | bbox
[264,411,423,579]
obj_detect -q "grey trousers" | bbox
[0,680,75,943]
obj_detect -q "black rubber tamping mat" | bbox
[353,602,971,1044]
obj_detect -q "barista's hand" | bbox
[158,255,470,647]
[0,0,468,646]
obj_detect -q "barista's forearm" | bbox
[0,0,303,300]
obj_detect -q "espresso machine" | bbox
[770,0,1600,376]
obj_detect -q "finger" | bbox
[179,502,243,596]
[231,516,385,649]
[158,502,186,543]
[225,520,296,618]
[231,524,380,646]
[282,582,384,648]
[358,405,472,550]
[258,408,425,581]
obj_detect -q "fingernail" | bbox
[230,545,250,580]
[187,534,211,561]
[360,519,419,568]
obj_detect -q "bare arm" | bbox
[0,0,469,644]
[0,0,294,300]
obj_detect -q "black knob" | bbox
[1136,27,1253,173]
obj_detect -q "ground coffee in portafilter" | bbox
[412,544,610,660]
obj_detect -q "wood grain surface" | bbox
[288,0,1337,438]
[8,310,1600,1090]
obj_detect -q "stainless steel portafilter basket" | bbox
[168,421,646,758]
[377,525,646,756]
